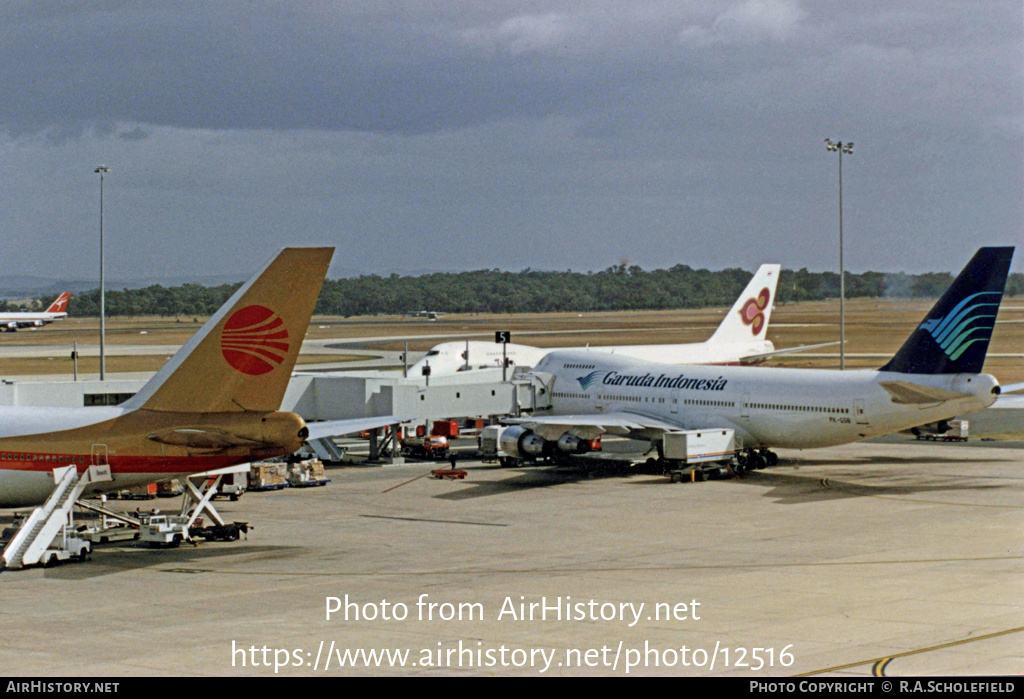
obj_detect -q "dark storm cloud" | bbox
[1,2,1017,144]
[0,1,1018,279]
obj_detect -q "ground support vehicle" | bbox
[401,434,450,460]
[192,521,250,542]
[430,468,468,480]
[137,513,191,547]
[915,420,969,442]
[37,534,92,567]
[1,465,109,569]
[663,430,739,482]
[480,425,516,466]
[249,462,288,491]
[287,458,330,487]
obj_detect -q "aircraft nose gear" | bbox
[759,449,779,467]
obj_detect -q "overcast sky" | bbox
[0,1,1020,283]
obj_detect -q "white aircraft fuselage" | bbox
[536,350,1000,450]
[409,264,782,378]
[410,338,775,377]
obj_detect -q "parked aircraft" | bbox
[0,292,70,331]
[409,264,807,376]
[500,247,1013,471]
[0,249,402,508]
[408,310,445,320]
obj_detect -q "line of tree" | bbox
[21,265,1022,318]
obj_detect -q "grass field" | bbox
[1,296,1021,383]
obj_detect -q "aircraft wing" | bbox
[738,341,841,365]
[508,411,685,441]
[144,416,411,450]
[1000,381,1024,394]
[304,415,410,440]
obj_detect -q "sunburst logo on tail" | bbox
[220,305,290,375]
[738,288,771,336]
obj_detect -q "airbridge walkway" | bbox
[0,366,547,440]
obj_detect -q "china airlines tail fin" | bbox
[121,247,334,414]
[879,247,1014,375]
[708,264,780,343]
[44,292,70,315]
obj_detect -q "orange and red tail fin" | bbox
[122,247,334,413]
[45,292,70,314]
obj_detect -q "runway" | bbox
[1,438,1021,677]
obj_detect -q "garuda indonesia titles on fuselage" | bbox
[502,247,1014,470]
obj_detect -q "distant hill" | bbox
[0,274,245,300]
[0,264,390,300]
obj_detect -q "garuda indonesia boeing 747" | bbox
[501,247,1014,472]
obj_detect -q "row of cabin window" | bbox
[0,453,87,463]
[552,392,850,414]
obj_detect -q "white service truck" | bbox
[138,513,190,547]
[479,425,516,467]
[662,429,737,481]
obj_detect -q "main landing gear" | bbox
[733,448,778,476]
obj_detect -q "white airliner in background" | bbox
[410,264,816,377]
[0,292,70,331]
[500,247,1014,472]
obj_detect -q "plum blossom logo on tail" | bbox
[738,288,771,336]
[220,305,290,375]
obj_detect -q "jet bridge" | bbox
[285,368,552,433]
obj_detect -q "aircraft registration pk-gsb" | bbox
[502,247,1014,472]
[0,248,404,508]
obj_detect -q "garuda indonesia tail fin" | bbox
[880,247,1014,375]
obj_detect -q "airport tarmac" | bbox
[1,438,1021,677]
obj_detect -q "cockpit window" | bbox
[426,350,441,356]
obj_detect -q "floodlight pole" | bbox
[94,165,110,381]
[825,139,853,370]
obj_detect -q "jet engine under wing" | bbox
[304,415,410,441]
[509,411,686,441]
